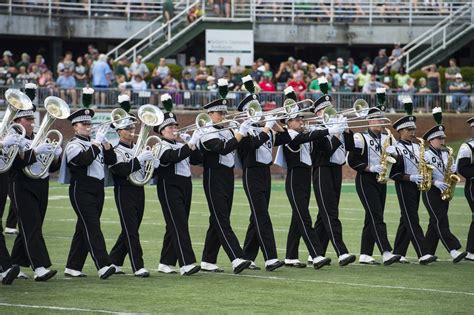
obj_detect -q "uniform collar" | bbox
[368,129,381,139]
[75,134,90,141]
[119,141,134,149]
[399,139,412,145]
[162,138,176,144]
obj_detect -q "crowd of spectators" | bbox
[0,44,472,112]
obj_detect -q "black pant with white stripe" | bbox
[110,185,145,272]
[202,168,244,263]
[0,231,13,272]
[313,166,349,257]
[66,179,111,271]
[10,178,52,269]
[242,167,278,262]
[422,187,462,255]
[0,172,17,230]
[465,178,474,253]
[355,173,392,255]
[393,182,429,258]
[285,167,323,259]
[157,176,196,267]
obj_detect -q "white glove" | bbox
[137,150,153,163]
[327,124,345,136]
[34,143,54,155]
[409,174,423,185]
[179,133,191,143]
[2,134,19,148]
[369,164,384,174]
[450,163,457,173]
[53,146,62,158]
[434,180,449,191]
[338,116,348,129]
[386,145,398,157]
[95,125,110,144]
[18,137,29,150]
[153,158,160,168]
[189,130,202,146]
[239,120,252,137]
[264,116,276,129]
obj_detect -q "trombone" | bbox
[175,112,240,136]
[88,108,136,132]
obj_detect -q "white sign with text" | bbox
[205,29,254,66]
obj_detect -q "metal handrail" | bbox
[106,1,188,60]
[113,1,200,63]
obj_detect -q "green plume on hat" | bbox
[284,86,297,101]
[318,77,329,95]
[402,96,413,116]
[118,94,131,113]
[24,83,37,102]
[376,87,386,107]
[432,106,442,125]
[82,87,94,108]
[160,93,174,112]
[217,78,229,99]
[242,75,255,94]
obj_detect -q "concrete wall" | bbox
[42,110,472,180]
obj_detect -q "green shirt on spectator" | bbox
[309,79,332,92]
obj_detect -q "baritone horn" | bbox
[128,104,164,186]
[0,89,32,173]
[23,96,70,179]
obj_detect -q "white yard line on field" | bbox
[211,273,474,297]
[0,303,141,314]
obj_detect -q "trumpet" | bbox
[23,96,70,179]
[128,104,164,186]
[0,89,32,173]
[304,105,391,129]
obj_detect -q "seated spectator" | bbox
[38,69,55,89]
[378,66,393,90]
[115,74,129,94]
[187,3,201,23]
[341,66,356,92]
[206,75,217,92]
[181,71,196,90]
[250,62,263,83]
[445,58,460,89]
[57,57,65,76]
[345,57,360,74]
[287,72,307,98]
[329,65,341,91]
[63,51,75,73]
[449,73,471,113]
[402,78,417,94]
[362,57,374,74]
[373,49,388,73]
[230,57,245,83]
[356,67,370,92]
[124,74,147,92]
[16,53,30,70]
[163,73,180,92]
[336,57,345,75]
[182,56,197,79]
[28,54,48,73]
[28,64,40,83]
[15,66,31,86]
[259,72,276,92]
[362,72,389,93]
[0,50,17,85]
[394,67,410,91]
[129,55,150,78]
[275,61,292,90]
[421,64,441,93]
[212,57,229,80]
[154,57,170,80]
[56,68,77,105]
[195,59,209,90]
[309,72,332,95]
[74,56,88,88]
[414,77,432,111]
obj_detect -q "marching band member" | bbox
[60,88,117,279]
[0,135,21,284]
[199,79,252,274]
[108,95,153,277]
[456,117,474,261]
[310,79,356,267]
[9,90,60,281]
[154,94,201,276]
[422,107,466,263]
[238,76,291,271]
[276,102,344,269]
[389,97,436,265]
[347,96,400,266]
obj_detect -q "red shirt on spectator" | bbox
[287,79,307,93]
[259,80,276,92]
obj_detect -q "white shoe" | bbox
[134,268,150,277]
[466,252,474,260]
[17,271,29,279]
[112,264,125,274]
[180,264,200,276]
[450,250,467,263]
[419,254,436,265]
[399,256,410,263]
[158,264,177,274]
[34,267,57,281]
[359,254,379,265]
[200,262,222,272]
[382,252,401,265]
[64,268,86,277]
[98,265,115,279]
[4,227,18,235]
[307,255,313,264]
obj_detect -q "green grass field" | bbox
[1,180,473,314]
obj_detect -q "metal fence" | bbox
[1,86,473,113]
